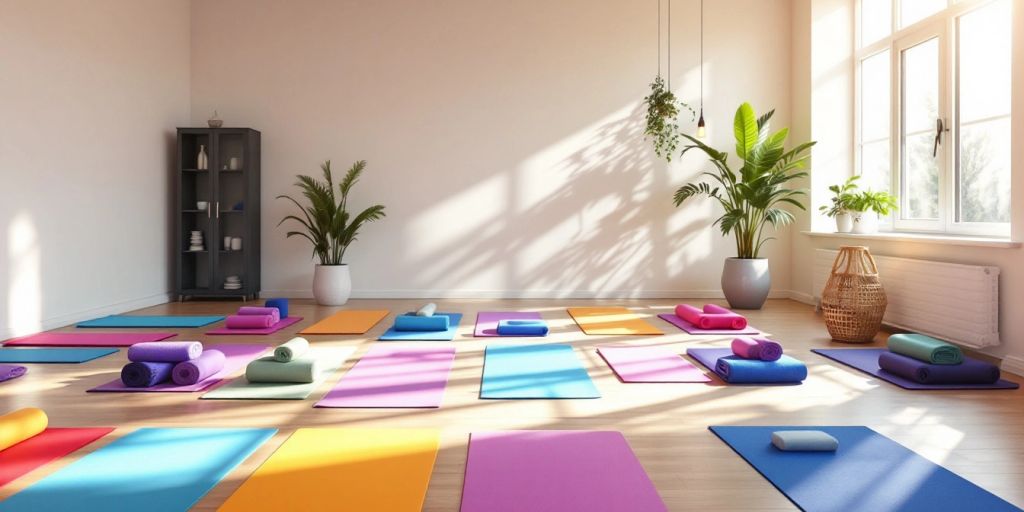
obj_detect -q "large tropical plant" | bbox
[673,103,815,259]
[277,160,385,265]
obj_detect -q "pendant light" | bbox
[696,0,707,138]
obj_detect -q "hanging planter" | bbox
[643,0,695,162]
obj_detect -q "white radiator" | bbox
[813,249,1000,349]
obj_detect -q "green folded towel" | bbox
[245,356,320,383]
[887,333,963,365]
[273,337,309,362]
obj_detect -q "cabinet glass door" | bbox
[179,132,214,292]
[214,131,248,295]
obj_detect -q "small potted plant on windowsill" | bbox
[849,190,898,234]
[819,176,860,233]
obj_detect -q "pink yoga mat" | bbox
[315,345,456,408]
[474,311,543,337]
[460,431,667,512]
[657,314,761,335]
[206,316,304,335]
[3,332,176,347]
[598,346,710,383]
[88,343,269,392]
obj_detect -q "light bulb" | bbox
[696,112,706,139]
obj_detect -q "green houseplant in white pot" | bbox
[674,103,815,309]
[849,190,897,234]
[277,160,385,306]
[819,175,860,233]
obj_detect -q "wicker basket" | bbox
[821,246,887,343]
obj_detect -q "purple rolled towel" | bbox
[238,306,280,324]
[127,341,202,363]
[226,314,274,329]
[121,361,174,387]
[171,349,226,385]
[754,338,783,362]
[0,364,27,383]
[878,351,1000,384]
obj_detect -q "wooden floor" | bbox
[1,298,1022,511]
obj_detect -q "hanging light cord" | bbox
[657,0,661,78]
[699,0,703,108]
[667,0,672,89]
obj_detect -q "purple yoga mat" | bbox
[657,314,760,335]
[172,349,226,385]
[474,312,543,337]
[460,431,667,512]
[0,364,27,383]
[226,315,273,329]
[813,348,1019,390]
[597,346,710,383]
[127,341,202,363]
[89,343,269,393]
[878,351,1000,384]
[3,332,176,347]
[315,345,456,408]
[206,316,303,336]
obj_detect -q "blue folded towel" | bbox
[771,430,839,451]
[394,314,449,332]
[496,319,549,336]
[714,354,808,383]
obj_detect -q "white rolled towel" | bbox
[416,303,437,317]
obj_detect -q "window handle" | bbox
[932,118,947,157]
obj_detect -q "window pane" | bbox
[958,0,1011,123]
[902,38,938,135]
[861,50,890,142]
[959,118,1010,223]
[861,0,892,46]
[901,0,946,28]
[860,140,891,194]
[904,133,940,219]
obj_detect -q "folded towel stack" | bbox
[731,336,783,362]
[675,304,748,330]
[120,341,225,388]
[878,333,999,384]
[246,337,318,383]
[225,306,281,329]
[496,319,549,336]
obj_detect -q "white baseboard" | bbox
[1,291,173,340]
[1001,355,1024,378]
[786,290,816,306]
[259,288,798,300]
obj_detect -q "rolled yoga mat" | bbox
[90,343,270,393]
[273,337,309,362]
[237,306,280,323]
[0,426,113,489]
[887,333,963,365]
[703,304,749,329]
[172,350,226,386]
[379,313,462,341]
[0,364,27,383]
[394,314,449,331]
[126,341,202,363]
[674,304,748,330]
[812,348,1019,390]
[416,303,437,317]
[206,316,303,335]
[878,351,1000,385]
[264,298,289,318]
[0,408,48,451]
[496,320,549,336]
[3,332,175,347]
[657,313,761,335]
[474,311,544,337]
[121,361,175,387]
[687,348,807,384]
[225,314,274,329]
[771,430,839,451]
[246,356,320,384]
[731,336,783,362]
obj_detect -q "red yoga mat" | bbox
[0,427,113,488]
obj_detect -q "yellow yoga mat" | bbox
[218,428,440,511]
[0,407,48,451]
[299,310,389,335]
[568,307,664,335]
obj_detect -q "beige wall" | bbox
[0,0,191,338]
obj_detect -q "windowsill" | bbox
[801,230,1021,249]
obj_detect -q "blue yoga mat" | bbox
[77,315,225,328]
[709,425,1021,512]
[379,313,462,341]
[0,427,276,512]
[481,343,600,399]
[0,348,118,363]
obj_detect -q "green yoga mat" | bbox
[201,348,354,400]
[888,333,963,365]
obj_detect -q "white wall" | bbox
[190,0,796,298]
[0,0,191,338]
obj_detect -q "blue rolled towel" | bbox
[771,430,839,451]
[394,314,449,332]
[496,319,549,336]
[714,355,808,383]
[264,298,289,318]
[121,361,175,388]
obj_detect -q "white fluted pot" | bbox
[312,264,351,306]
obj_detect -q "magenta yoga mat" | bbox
[88,343,269,393]
[315,345,456,408]
[206,316,304,335]
[3,332,176,347]
[474,312,543,337]
[460,431,667,512]
[598,346,710,383]
[657,313,761,335]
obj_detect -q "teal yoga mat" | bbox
[481,344,600,399]
[379,313,462,341]
[0,348,117,363]
[77,315,225,328]
[0,427,276,512]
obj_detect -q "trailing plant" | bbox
[277,160,386,265]
[673,102,815,259]
[819,175,861,218]
[644,76,694,162]
[850,189,898,216]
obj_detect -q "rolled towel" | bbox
[225,314,274,329]
[714,355,808,383]
[771,430,839,452]
[171,349,226,385]
[246,356,320,384]
[731,336,763,359]
[701,304,748,329]
[265,298,289,318]
[674,304,705,325]
[0,407,48,451]
[878,351,999,384]
[237,306,280,324]
[127,341,202,363]
[0,364,27,383]
[674,304,748,329]
[887,333,963,365]
[274,337,310,362]
[754,338,783,362]
[121,361,175,387]
[416,303,437,317]
[394,314,449,332]
[496,319,549,336]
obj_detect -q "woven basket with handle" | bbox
[821,246,887,343]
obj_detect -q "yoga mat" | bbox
[77,315,224,328]
[474,311,544,337]
[598,345,710,383]
[0,427,275,512]
[273,337,309,362]
[657,313,761,335]
[3,332,175,347]
[172,349,226,385]
[0,348,117,364]
[206,316,303,335]
[201,348,354,400]
[888,333,964,365]
[480,344,600,399]
[497,320,549,336]
[219,428,440,511]
[812,348,1019,390]
[300,309,389,335]
[316,345,456,408]
[460,431,667,512]
[0,427,113,489]
[687,348,807,384]
[709,425,1021,512]
[225,314,273,329]
[394,314,450,331]
[0,365,26,383]
[89,343,268,392]
[379,313,462,341]
[878,351,1000,384]
[675,304,748,330]
[568,307,663,335]
[127,341,202,362]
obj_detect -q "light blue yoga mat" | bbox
[709,425,1022,512]
[379,313,462,341]
[481,343,600,399]
[77,315,225,328]
[0,427,276,512]
[0,348,118,363]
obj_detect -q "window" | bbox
[855,0,1011,236]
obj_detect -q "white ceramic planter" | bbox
[312,264,351,306]
[851,211,878,234]
[721,257,771,310]
[835,212,853,233]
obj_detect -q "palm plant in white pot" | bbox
[277,160,385,305]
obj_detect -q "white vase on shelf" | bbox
[197,145,208,170]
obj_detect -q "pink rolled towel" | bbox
[226,314,274,329]
[731,336,783,361]
[702,304,748,329]
[237,306,280,324]
[674,304,705,326]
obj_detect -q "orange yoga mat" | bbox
[567,307,664,335]
[299,310,389,335]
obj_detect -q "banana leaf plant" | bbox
[673,103,815,259]
[277,160,386,265]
